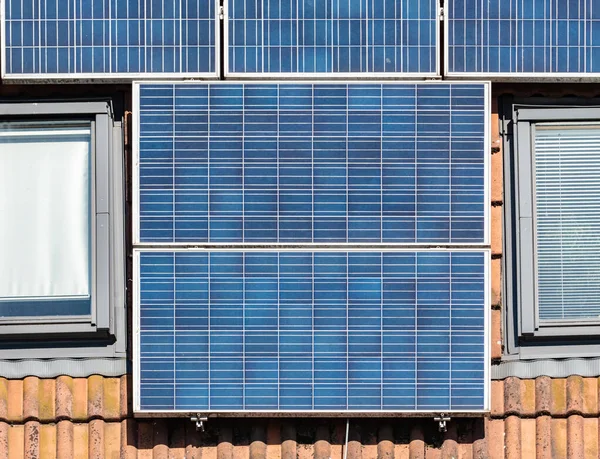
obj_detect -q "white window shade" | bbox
[534,124,600,322]
[0,124,91,312]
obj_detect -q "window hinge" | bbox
[434,413,451,432]
[191,414,208,432]
[219,5,224,20]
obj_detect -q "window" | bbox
[503,98,600,358]
[0,102,125,357]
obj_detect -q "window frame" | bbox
[0,101,126,356]
[502,96,600,359]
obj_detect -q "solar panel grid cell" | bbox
[447,0,600,75]
[137,83,486,245]
[226,0,438,75]
[138,250,486,411]
[4,0,216,76]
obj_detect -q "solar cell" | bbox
[447,0,600,76]
[226,0,438,75]
[2,0,217,78]
[135,82,488,244]
[136,249,488,412]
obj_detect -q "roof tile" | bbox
[234,440,249,459]
[583,378,597,416]
[567,376,584,415]
[551,418,567,458]
[22,378,38,422]
[8,424,24,459]
[102,378,120,421]
[281,424,296,459]
[120,419,137,459]
[0,421,8,459]
[73,423,89,459]
[55,376,73,420]
[551,379,567,417]
[583,418,598,458]
[0,379,7,422]
[72,378,88,422]
[504,377,522,415]
[567,415,584,459]
[504,416,521,459]
[519,418,535,458]
[486,419,504,459]
[153,419,171,459]
[521,379,536,417]
[24,420,40,459]
[39,379,55,422]
[39,423,56,459]
[104,421,120,459]
[87,375,104,420]
[89,418,104,459]
[2,376,600,458]
[56,420,73,459]
[536,377,552,415]
[7,380,23,423]
[536,416,552,459]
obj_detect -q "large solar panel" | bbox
[446,0,600,76]
[135,82,488,244]
[2,0,217,78]
[136,249,488,412]
[226,0,439,76]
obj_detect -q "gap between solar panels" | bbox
[132,81,491,417]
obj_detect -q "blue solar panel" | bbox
[136,82,487,244]
[3,0,216,77]
[137,249,487,412]
[447,0,600,75]
[226,0,438,75]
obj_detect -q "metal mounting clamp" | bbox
[191,414,208,432]
[434,413,451,432]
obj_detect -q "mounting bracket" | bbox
[434,413,451,432]
[191,414,208,432]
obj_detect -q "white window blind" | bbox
[0,124,91,310]
[535,124,600,322]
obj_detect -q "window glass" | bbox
[0,122,92,317]
[534,123,600,322]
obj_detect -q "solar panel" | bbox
[226,0,439,76]
[446,0,600,76]
[136,249,488,412]
[2,0,217,78]
[135,82,488,244]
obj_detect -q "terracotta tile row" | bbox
[0,418,492,459]
[492,376,600,418]
[0,376,129,423]
[487,415,600,459]
[4,416,597,459]
[2,411,600,459]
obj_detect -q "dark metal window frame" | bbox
[502,96,600,359]
[0,101,126,358]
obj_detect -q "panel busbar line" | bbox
[135,249,489,413]
[446,0,600,77]
[225,0,439,76]
[134,82,488,245]
[2,0,218,79]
